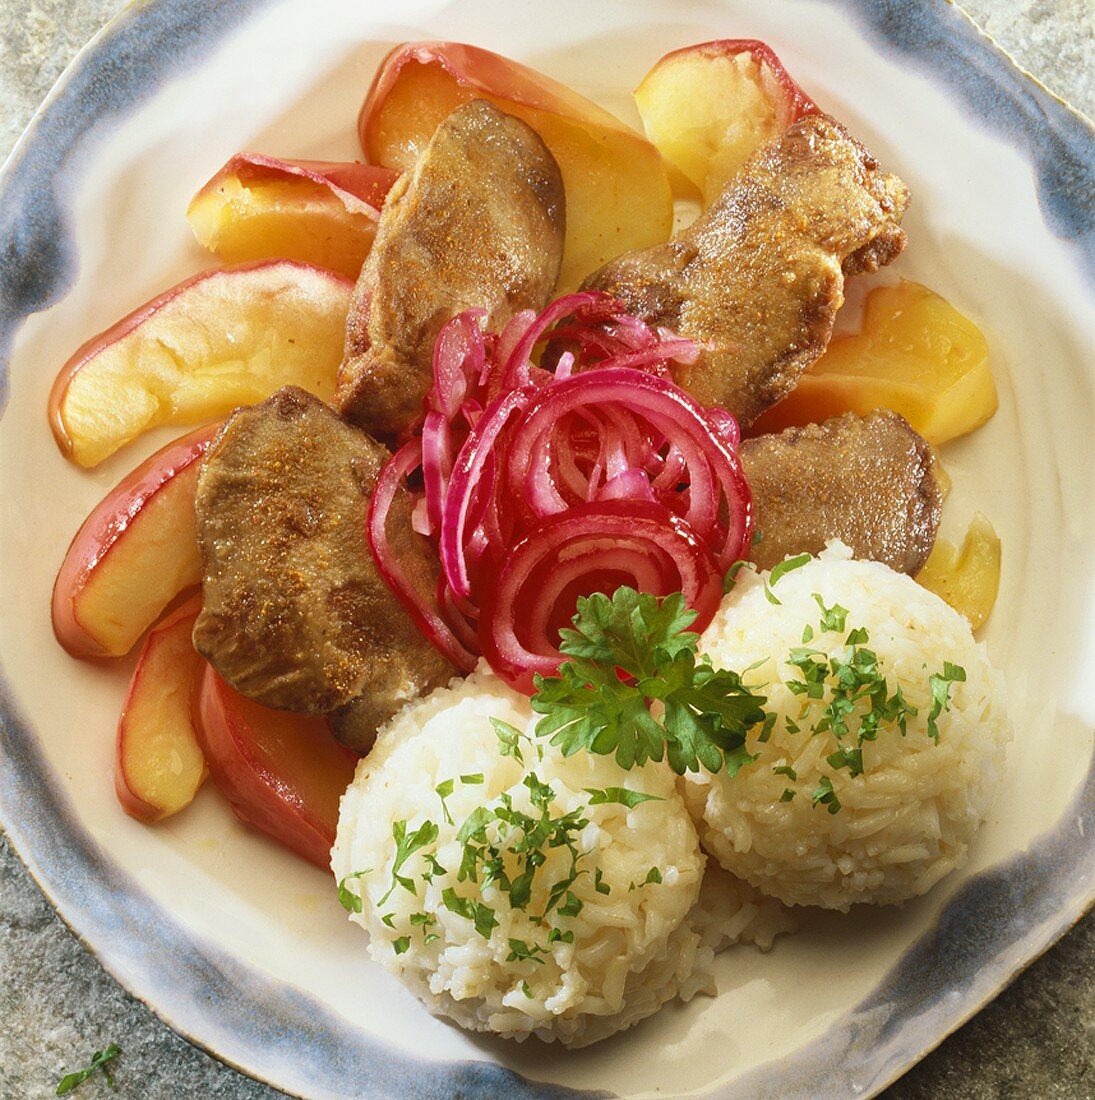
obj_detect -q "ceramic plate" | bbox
[1,1,1092,1097]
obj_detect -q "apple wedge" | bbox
[358,41,673,292]
[750,281,998,445]
[194,664,358,868]
[115,596,206,822]
[635,39,817,206]
[52,424,216,659]
[187,155,399,279]
[49,259,353,468]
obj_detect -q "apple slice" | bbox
[187,155,399,279]
[750,281,998,445]
[49,259,353,468]
[194,664,358,868]
[917,513,1001,630]
[358,41,673,292]
[115,596,206,822]
[635,39,817,206]
[52,424,216,659]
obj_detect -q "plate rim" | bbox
[0,1,1092,1097]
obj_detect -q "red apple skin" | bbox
[52,423,217,659]
[357,41,640,158]
[115,596,206,823]
[48,259,353,467]
[197,154,399,211]
[194,664,358,869]
[651,39,818,125]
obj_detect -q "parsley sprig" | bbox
[55,1045,121,1095]
[531,588,767,775]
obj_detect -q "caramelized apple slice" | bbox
[358,41,673,292]
[52,425,216,659]
[187,155,399,278]
[635,39,817,205]
[115,597,206,822]
[194,664,358,868]
[916,513,1001,630]
[751,281,998,444]
[49,260,352,468]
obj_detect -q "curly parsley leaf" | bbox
[532,588,767,775]
[56,1045,121,1095]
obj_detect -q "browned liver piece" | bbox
[337,99,565,442]
[584,114,909,428]
[193,386,452,753]
[740,410,942,575]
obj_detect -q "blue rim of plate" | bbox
[0,1,1092,1097]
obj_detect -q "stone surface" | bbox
[0,1,1092,1097]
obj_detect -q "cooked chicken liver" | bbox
[337,99,565,442]
[584,114,909,427]
[741,410,941,575]
[193,387,452,750]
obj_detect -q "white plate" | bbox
[1,1,1092,1097]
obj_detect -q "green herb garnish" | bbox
[532,588,767,775]
[583,787,663,808]
[378,819,439,906]
[812,776,841,814]
[336,870,371,913]
[927,661,966,742]
[764,553,814,604]
[56,1045,121,1095]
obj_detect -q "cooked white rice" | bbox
[332,664,790,1046]
[685,542,1011,911]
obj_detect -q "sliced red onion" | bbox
[365,293,753,690]
[481,501,723,692]
[367,439,477,673]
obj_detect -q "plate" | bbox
[1,1,1092,1097]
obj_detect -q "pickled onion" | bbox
[366,292,753,691]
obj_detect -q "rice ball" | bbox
[684,543,1010,911]
[332,665,712,1047]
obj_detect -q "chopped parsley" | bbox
[337,870,371,913]
[532,588,768,775]
[812,776,841,814]
[764,552,813,604]
[378,819,440,906]
[55,1045,121,1095]
[583,787,663,808]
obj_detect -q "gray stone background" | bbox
[0,0,1092,1097]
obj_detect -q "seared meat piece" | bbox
[337,99,565,441]
[584,114,909,427]
[193,386,452,750]
[741,410,941,575]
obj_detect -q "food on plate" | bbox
[365,293,752,691]
[52,424,215,659]
[685,545,1010,910]
[194,664,357,868]
[752,281,998,443]
[332,665,789,1046]
[584,113,910,427]
[338,100,565,441]
[634,39,818,205]
[358,41,673,293]
[49,260,352,468]
[187,154,399,278]
[192,387,452,751]
[740,410,942,574]
[916,512,1001,629]
[114,596,206,822]
[46,32,1012,1055]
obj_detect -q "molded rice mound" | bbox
[685,543,1010,911]
[332,665,785,1046]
